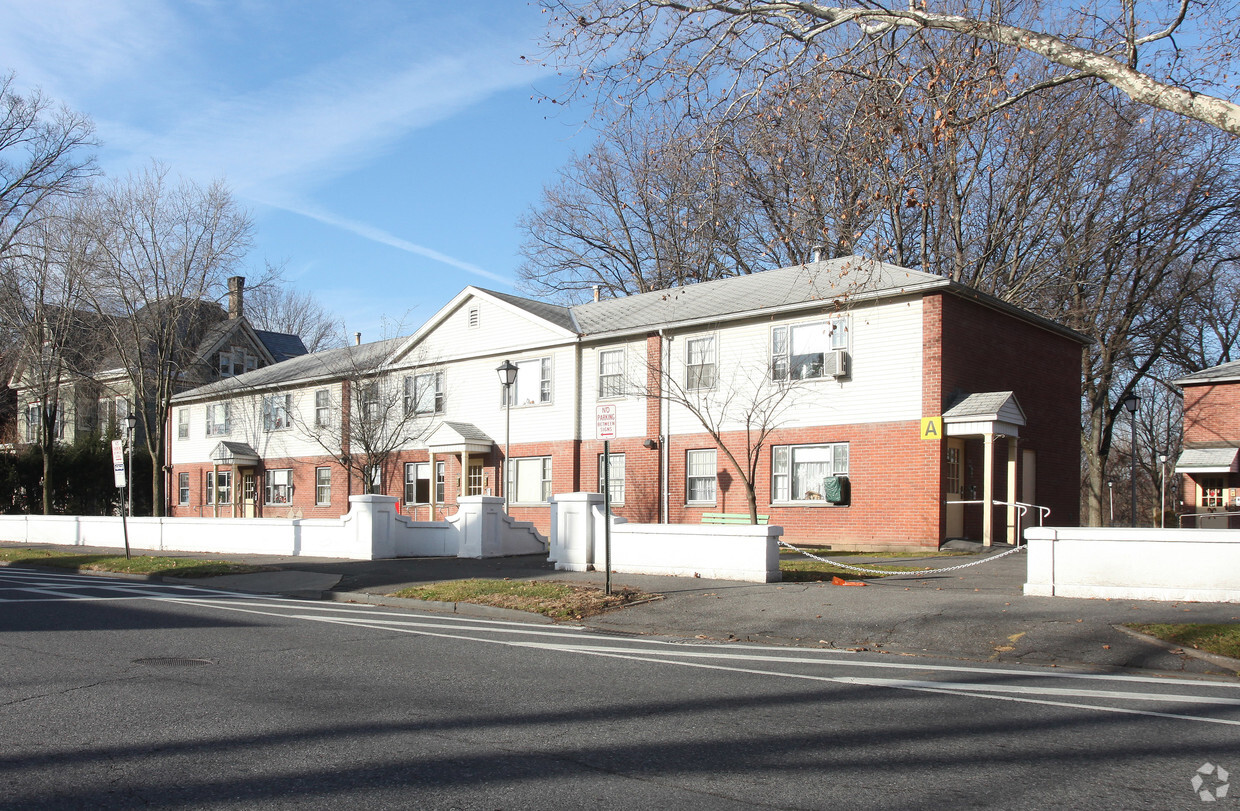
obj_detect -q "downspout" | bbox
[659,329,670,524]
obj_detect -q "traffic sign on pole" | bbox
[111,439,126,488]
[596,405,617,440]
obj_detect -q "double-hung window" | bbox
[501,358,552,407]
[686,449,717,504]
[771,443,849,502]
[208,470,233,505]
[507,457,553,504]
[598,349,625,398]
[314,389,331,428]
[598,453,625,504]
[1202,477,1225,508]
[315,467,332,506]
[359,382,379,422]
[264,469,292,504]
[404,462,434,504]
[406,372,444,415]
[177,408,190,439]
[262,394,291,431]
[771,316,848,381]
[178,472,190,505]
[205,403,230,436]
[685,336,716,390]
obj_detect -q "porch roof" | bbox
[426,421,494,454]
[211,441,259,466]
[1176,447,1240,474]
[942,391,1026,437]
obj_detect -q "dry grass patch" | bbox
[1127,623,1240,660]
[390,578,656,620]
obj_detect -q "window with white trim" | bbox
[315,467,332,506]
[264,468,293,504]
[262,394,291,431]
[435,461,446,503]
[358,382,379,422]
[1202,477,1225,508]
[178,472,190,505]
[686,449,717,504]
[685,335,716,390]
[207,470,233,505]
[205,403,230,436]
[406,372,444,415]
[598,349,625,398]
[177,408,190,439]
[405,462,433,504]
[771,317,848,381]
[314,389,331,428]
[772,443,849,502]
[507,456,553,504]
[218,346,258,378]
[598,452,625,504]
[501,358,552,407]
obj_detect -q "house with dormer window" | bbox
[166,257,1084,549]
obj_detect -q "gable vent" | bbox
[468,305,479,328]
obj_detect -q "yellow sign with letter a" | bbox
[921,417,942,440]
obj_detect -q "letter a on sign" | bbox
[921,417,942,440]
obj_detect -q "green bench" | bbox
[701,512,769,525]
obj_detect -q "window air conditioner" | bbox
[828,348,849,378]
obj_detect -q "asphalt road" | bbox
[3,567,1239,810]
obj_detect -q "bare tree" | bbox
[243,271,346,353]
[82,163,254,515]
[544,1,1240,136]
[0,73,96,261]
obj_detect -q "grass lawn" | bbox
[0,547,271,578]
[1127,623,1240,660]
[390,578,656,621]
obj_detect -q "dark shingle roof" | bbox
[477,288,576,332]
[255,330,309,363]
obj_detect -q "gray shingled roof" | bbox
[569,257,944,335]
[173,337,403,402]
[255,330,309,363]
[944,391,1021,420]
[1174,359,1240,386]
[478,289,576,333]
[1176,447,1240,472]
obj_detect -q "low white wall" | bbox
[1025,527,1240,602]
[0,495,548,561]
[550,492,781,582]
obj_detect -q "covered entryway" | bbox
[942,392,1026,546]
[1175,446,1240,528]
[425,422,497,516]
[209,441,259,518]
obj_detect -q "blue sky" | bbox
[0,0,586,338]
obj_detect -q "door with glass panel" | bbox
[945,439,965,539]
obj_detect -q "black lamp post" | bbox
[124,412,138,519]
[496,360,518,509]
[1123,392,1140,527]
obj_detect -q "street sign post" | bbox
[111,439,131,559]
[596,405,617,594]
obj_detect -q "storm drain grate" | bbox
[131,657,214,667]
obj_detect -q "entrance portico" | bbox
[943,392,1027,546]
[426,422,496,517]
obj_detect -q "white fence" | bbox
[0,495,546,561]
[549,492,782,582]
[1024,527,1240,603]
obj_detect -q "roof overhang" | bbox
[943,392,1026,438]
[210,441,259,466]
[426,421,494,455]
[1176,447,1240,474]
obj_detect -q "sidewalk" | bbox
[6,541,1239,678]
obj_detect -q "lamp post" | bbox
[1107,479,1114,526]
[124,411,138,518]
[1123,392,1140,527]
[496,360,518,510]
[1159,453,1168,529]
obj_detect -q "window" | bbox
[685,336,716,390]
[771,317,848,381]
[466,461,484,496]
[314,389,331,428]
[945,446,962,494]
[358,382,379,422]
[598,349,625,398]
[207,470,233,505]
[218,346,258,378]
[178,472,190,505]
[686,449,717,504]
[501,358,552,406]
[435,461,446,503]
[24,404,39,443]
[598,452,625,504]
[264,469,293,504]
[406,372,444,415]
[405,462,433,504]
[772,443,849,502]
[205,403,230,436]
[508,457,552,504]
[262,394,292,431]
[363,464,381,494]
[177,408,190,440]
[1202,477,1225,508]
[315,467,332,505]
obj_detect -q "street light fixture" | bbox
[1159,453,1168,529]
[1123,392,1140,527]
[124,412,138,519]
[496,360,518,510]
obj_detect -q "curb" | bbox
[1112,624,1240,674]
[323,590,557,624]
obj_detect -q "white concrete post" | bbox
[456,495,504,558]
[549,492,604,572]
[347,494,399,559]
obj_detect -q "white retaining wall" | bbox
[550,492,782,582]
[1024,527,1240,603]
[0,495,546,561]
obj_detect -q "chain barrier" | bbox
[778,540,1027,576]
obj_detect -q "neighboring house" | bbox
[8,277,306,450]
[167,257,1084,549]
[1174,360,1240,527]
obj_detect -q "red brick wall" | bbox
[933,293,1083,529]
[1182,383,1240,446]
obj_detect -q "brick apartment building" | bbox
[1175,360,1240,527]
[165,257,1085,549]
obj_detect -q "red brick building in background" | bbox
[1175,361,1240,527]
[167,257,1085,550]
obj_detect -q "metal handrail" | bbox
[947,499,1050,544]
[1178,510,1240,528]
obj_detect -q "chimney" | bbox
[355,332,362,346]
[227,276,245,319]
[592,285,601,302]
